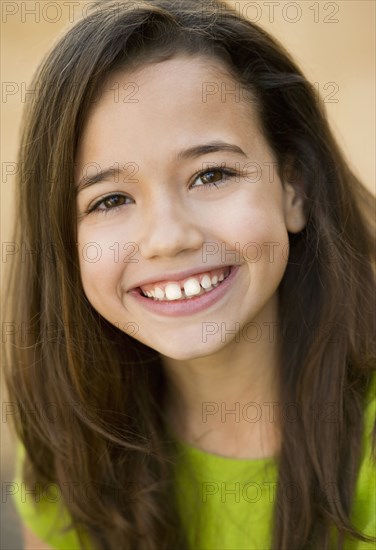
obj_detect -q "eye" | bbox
[84,167,240,216]
[88,194,131,214]
[191,168,239,190]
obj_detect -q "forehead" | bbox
[75,55,260,172]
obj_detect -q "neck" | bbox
[160,297,282,459]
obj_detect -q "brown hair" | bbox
[4,0,376,548]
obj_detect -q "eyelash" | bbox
[86,167,240,216]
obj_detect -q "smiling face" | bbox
[75,55,306,360]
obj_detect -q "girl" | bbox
[4,0,375,549]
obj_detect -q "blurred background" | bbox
[1,1,375,548]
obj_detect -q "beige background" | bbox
[1,1,375,548]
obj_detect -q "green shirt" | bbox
[11,378,376,549]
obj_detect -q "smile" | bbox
[139,266,232,301]
[128,265,240,317]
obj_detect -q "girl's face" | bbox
[75,55,306,360]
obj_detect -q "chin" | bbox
[155,338,229,362]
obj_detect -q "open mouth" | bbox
[129,264,240,317]
[137,265,233,302]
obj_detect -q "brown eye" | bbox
[191,167,238,190]
[199,170,224,185]
[102,195,127,209]
[88,193,131,215]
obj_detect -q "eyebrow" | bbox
[76,140,248,193]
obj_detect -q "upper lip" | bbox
[128,264,233,291]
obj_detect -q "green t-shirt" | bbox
[11,378,376,549]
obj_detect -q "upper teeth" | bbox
[141,267,230,301]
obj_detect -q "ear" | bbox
[282,180,307,233]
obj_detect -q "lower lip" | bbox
[128,265,240,317]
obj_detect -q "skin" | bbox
[22,525,52,550]
[75,55,307,459]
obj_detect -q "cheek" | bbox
[76,225,126,306]
[218,191,289,265]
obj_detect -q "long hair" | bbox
[3,1,376,548]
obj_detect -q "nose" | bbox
[138,194,204,259]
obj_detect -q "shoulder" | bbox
[348,372,376,546]
[10,440,88,550]
[22,523,55,550]
[361,371,376,461]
